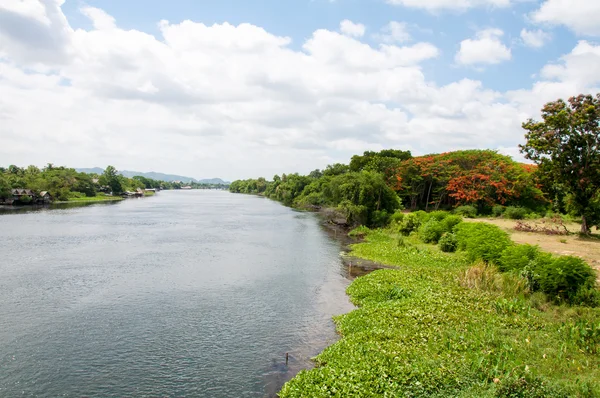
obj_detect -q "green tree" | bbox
[520,94,600,233]
[0,174,11,199]
[102,165,124,195]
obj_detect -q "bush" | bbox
[348,225,370,239]
[428,211,450,221]
[454,205,477,218]
[419,220,445,243]
[399,213,421,235]
[537,256,597,303]
[371,210,390,228]
[572,287,600,307]
[389,211,404,225]
[504,206,528,220]
[337,200,368,227]
[492,205,505,217]
[454,223,513,264]
[498,244,541,273]
[439,233,458,253]
[441,215,462,231]
[19,194,33,204]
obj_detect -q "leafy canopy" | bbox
[520,94,600,233]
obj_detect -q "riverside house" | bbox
[1,189,53,205]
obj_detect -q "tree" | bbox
[102,165,124,195]
[520,94,600,233]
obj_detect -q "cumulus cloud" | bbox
[455,28,512,66]
[531,0,600,37]
[0,1,598,179]
[520,29,551,48]
[385,0,511,12]
[339,20,365,37]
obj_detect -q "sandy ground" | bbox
[465,218,600,279]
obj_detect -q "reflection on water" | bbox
[0,191,356,397]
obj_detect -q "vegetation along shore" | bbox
[0,164,228,206]
[231,94,600,396]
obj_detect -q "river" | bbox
[0,190,355,397]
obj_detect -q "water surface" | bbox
[0,191,354,397]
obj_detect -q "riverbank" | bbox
[279,228,600,397]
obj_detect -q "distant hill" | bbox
[76,168,229,184]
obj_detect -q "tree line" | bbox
[0,164,206,202]
[231,94,600,233]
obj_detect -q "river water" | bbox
[0,190,355,397]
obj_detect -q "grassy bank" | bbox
[65,195,124,203]
[280,229,600,397]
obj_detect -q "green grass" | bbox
[279,230,600,397]
[66,195,124,202]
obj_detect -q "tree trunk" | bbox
[425,181,433,211]
[581,215,590,234]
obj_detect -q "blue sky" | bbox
[0,0,599,179]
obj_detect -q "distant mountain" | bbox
[76,168,229,184]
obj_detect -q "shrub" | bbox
[439,233,458,253]
[441,215,462,231]
[413,210,431,223]
[371,210,390,228]
[399,213,421,235]
[19,194,33,204]
[419,220,445,243]
[504,206,528,220]
[571,287,600,307]
[492,205,505,217]
[454,223,513,264]
[348,225,370,239]
[337,200,368,227]
[454,205,477,218]
[389,211,404,225]
[428,211,450,221]
[498,244,541,273]
[537,256,597,303]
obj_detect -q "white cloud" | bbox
[0,1,599,179]
[520,29,551,48]
[374,22,412,43]
[455,28,512,66]
[386,0,511,12]
[339,20,365,37]
[531,0,600,37]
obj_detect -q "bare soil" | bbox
[465,218,600,280]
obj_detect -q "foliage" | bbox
[492,205,506,217]
[454,205,478,218]
[348,225,370,239]
[398,212,422,235]
[439,232,458,253]
[504,206,528,220]
[498,244,542,273]
[280,229,600,397]
[0,164,175,204]
[454,223,513,264]
[419,219,446,243]
[537,256,597,303]
[394,150,545,212]
[520,94,600,234]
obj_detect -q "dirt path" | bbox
[465,218,600,279]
